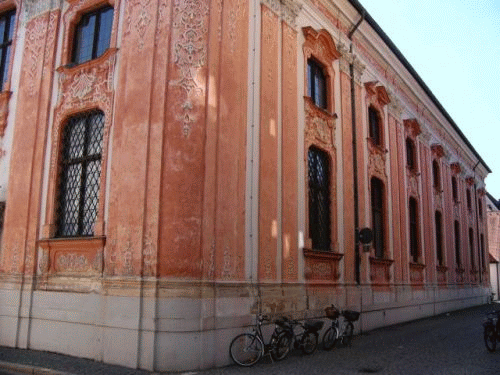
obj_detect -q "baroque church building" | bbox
[0,0,491,371]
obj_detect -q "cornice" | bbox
[261,0,302,27]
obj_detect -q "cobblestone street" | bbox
[192,303,500,375]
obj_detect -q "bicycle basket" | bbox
[325,306,340,319]
[343,310,360,322]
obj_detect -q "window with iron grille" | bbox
[56,110,104,237]
[406,138,416,171]
[72,5,113,65]
[0,9,15,91]
[454,220,461,267]
[308,146,331,250]
[409,197,419,263]
[435,211,443,266]
[452,176,458,203]
[307,59,327,110]
[368,106,382,146]
[469,227,475,269]
[432,160,441,191]
[371,177,385,258]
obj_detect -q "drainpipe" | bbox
[349,12,365,285]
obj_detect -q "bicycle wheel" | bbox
[301,332,318,354]
[229,333,264,366]
[484,326,497,353]
[271,331,293,361]
[322,326,339,350]
[341,322,354,347]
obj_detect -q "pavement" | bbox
[0,303,499,375]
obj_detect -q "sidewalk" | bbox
[0,346,156,375]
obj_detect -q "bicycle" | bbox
[229,314,293,366]
[483,310,500,352]
[322,305,360,350]
[275,316,324,355]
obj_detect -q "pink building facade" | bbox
[0,0,491,371]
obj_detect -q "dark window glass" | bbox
[72,6,113,65]
[480,234,485,272]
[307,59,327,109]
[452,176,458,203]
[56,110,104,237]
[454,220,461,267]
[371,177,385,258]
[368,107,382,146]
[469,228,475,269]
[406,138,416,171]
[435,211,443,266]
[308,146,331,250]
[0,9,15,91]
[478,197,483,218]
[409,197,419,263]
[467,189,472,211]
[432,160,441,190]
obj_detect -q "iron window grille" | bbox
[368,107,382,146]
[308,146,331,251]
[307,59,327,110]
[454,220,461,267]
[371,177,385,258]
[55,110,104,238]
[435,211,444,266]
[0,9,15,91]
[72,5,113,65]
[409,197,419,263]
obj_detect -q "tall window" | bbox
[307,59,327,109]
[454,220,461,267]
[409,197,419,263]
[466,189,472,211]
[435,211,443,266]
[56,110,104,237]
[432,160,441,191]
[452,176,458,203]
[371,177,385,258]
[368,106,382,146]
[469,228,475,269]
[478,197,483,218]
[480,234,485,272]
[308,146,331,250]
[406,138,417,171]
[0,9,15,90]
[72,5,113,65]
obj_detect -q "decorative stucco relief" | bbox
[261,0,301,27]
[304,98,336,148]
[124,0,154,50]
[171,0,208,137]
[367,139,387,181]
[24,16,49,95]
[0,91,12,137]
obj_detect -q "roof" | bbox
[487,192,500,210]
[347,0,492,174]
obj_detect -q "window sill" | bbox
[58,48,118,73]
[303,249,343,282]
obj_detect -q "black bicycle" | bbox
[229,314,292,366]
[274,316,324,355]
[483,310,500,352]
[322,305,360,350]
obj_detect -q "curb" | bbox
[0,360,74,375]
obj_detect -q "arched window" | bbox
[409,197,419,263]
[368,106,382,146]
[454,220,461,267]
[308,146,331,250]
[371,177,385,258]
[435,211,443,266]
[406,138,417,171]
[307,59,327,110]
[56,110,104,237]
[72,5,114,65]
[432,160,441,191]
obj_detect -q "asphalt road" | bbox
[192,303,500,375]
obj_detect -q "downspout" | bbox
[348,12,365,285]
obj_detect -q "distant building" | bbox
[0,0,492,372]
[487,193,500,299]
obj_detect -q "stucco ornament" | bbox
[172,0,208,136]
[56,253,89,273]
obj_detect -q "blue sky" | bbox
[360,0,500,198]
